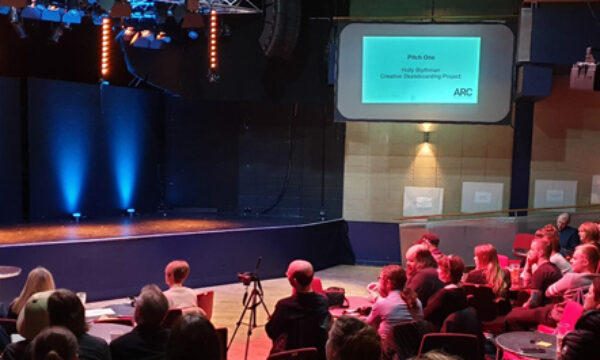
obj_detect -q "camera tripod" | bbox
[228,275,271,360]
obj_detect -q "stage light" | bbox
[208,9,218,77]
[187,30,198,40]
[101,17,111,77]
[125,208,136,218]
[0,6,10,14]
[21,5,42,20]
[62,9,83,24]
[72,212,82,222]
[41,6,61,22]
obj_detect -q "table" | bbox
[88,322,133,344]
[329,295,372,319]
[495,331,557,360]
[0,266,21,279]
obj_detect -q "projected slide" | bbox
[362,36,481,104]
[336,23,515,123]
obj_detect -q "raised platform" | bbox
[0,215,354,304]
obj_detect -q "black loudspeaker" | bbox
[259,0,302,59]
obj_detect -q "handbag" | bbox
[325,287,349,308]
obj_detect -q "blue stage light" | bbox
[21,6,42,20]
[126,208,135,213]
[187,30,198,40]
[41,7,61,22]
[0,6,10,15]
[72,212,82,222]
[62,9,82,24]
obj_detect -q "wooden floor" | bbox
[88,264,381,360]
[0,215,307,244]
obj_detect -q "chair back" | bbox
[267,347,318,360]
[93,316,135,327]
[513,233,535,258]
[197,290,215,320]
[215,327,227,360]
[441,307,484,359]
[463,284,498,321]
[561,301,584,332]
[161,308,183,329]
[0,318,17,335]
[311,277,324,294]
[391,320,431,360]
[418,333,480,360]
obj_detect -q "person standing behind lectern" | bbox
[266,260,331,360]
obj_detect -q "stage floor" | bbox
[0,214,311,245]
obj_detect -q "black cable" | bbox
[259,104,296,215]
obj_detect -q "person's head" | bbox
[378,265,407,297]
[535,224,559,240]
[47,289,87,337]
[325,316,381,360]
[14,267,55,315]
[32,327,78,360]
[416,233,440,250]
[528,237,553,264]
[405,244,437,277]
[167,313,220,360]
[578,222,599,244]
[436,255,465,284]
[583,278,600,311]
[571,245,600,274]
[135,284,169,327]
[558,330,600,360]
[17,290,53,340]
[286,260,314,293]
[557,213,571,231]
[575,309,600,334]
[474,244,500,269]
[165,260,191,287]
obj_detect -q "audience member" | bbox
[465,244,511,298]
[405,245,443,307]
[557,213,580,257]
[48,289,110,360]
[110,284,170,360]
[505,244,600,331]
[424,255,468,329]
[415,233,444,262]
[560,310,600,360]
[163,260,197,309]
[7,267,55,319]
[520,237,562,308]
[166,313,220,360]
[265,260,330,360]
[31,327,78,360]
[540,228,572,275]
[578,222,600,251]
[3,290,54,360]
[583,276,600,311]
[325,316,381,360]
[366,265,422,359]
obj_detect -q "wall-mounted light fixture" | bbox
[421,123,433,143]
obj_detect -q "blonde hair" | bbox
[474,244,508,297]
[12,267,55,315]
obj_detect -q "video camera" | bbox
[237,271,258,286]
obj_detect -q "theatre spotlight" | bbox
[21,5,42,20]
[187,30,199,40]
[41,5,61,22]
[62,9,83,24]
[126,208,135,217]
[72,212,82,222]
[0,6,10,14]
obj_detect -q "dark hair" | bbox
[166,261,191,284]
[48,289,88,337]
[413,247,438,270]
[418,233,440,247]
[327,316,381,360]
[438,255,465,284]
[136,284,169,326]
[593,278,600,301]
[167,313,220,360]
[380,265,419,311]
[32,327,78,360]
[575,309,600,334]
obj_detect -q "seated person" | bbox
[48,289,111,360]
[405,245,443,308]
[3,290,54,360]
[167,313,220,360]
[579,222,600,252]
[583,277,600,311]
[520,237,562,308]
[31,326,78,360]
[110,284,171,360]
[163,260,197,309]
[557,212,580,257]
[415,233,444,262]
[424,254,468,329]
[7,267,55,319]
[266,260,330,360]
[534,224,572,274]
[465,244,510,298]
[505,244,600,331]
[560,310,600,360]
[326,316,381,360]
[367,265,422,359]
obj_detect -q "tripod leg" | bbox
[227,290,254,350]
[255,289,271,318]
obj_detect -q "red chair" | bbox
[513,233,535,258]
[267,347,318,360]
[197,290,214,320]
[537,301,583,334]
[498,254,509,268]
[292,277,324,295]
[93,316,135,327]
[215,327,228,360]
[418,333,480,360]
